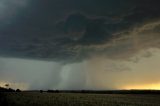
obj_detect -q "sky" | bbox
[0,0,160,90]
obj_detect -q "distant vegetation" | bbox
[0,87,22,92]
[0,87,15,92]
[1,86,160,94]
[46,89,160,94]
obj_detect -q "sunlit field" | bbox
[1,92,160,106]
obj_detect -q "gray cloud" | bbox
[0,0,160,61]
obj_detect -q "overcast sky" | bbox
[0,0,160,90]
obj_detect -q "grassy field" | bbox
[1,92,160,106]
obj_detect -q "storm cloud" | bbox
[0,0,160,90]
[0,0,159,61]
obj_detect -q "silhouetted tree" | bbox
[55,90,59,93]
[40,90,43,93]
[16,89,21,92]
[5,84,9,89]
[8,88,15,92]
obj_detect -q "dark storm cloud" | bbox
[56,13,113,44]
[1,0,160,90]
[0,0,160,61]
